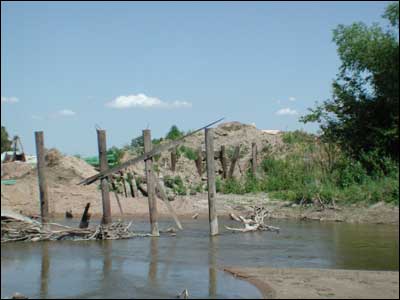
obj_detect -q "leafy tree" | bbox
[165,125,184,140]
[1,126,12,153]
[107,146,125,165]
[301,3,399,164]
[130,135,144,149]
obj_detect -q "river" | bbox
[1,217,398,298]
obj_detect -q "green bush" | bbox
[179,145,198,161]
[282,130,315,145]
[222,178,245,194]
[164,175,187,195]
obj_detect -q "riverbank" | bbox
[223,267,399,299]
[1,191,398,224]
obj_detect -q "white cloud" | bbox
[1,96,19,104]
[289,96,296,102]
[276,108,298,116]
[106,93,192,109]
[58,109,76,116]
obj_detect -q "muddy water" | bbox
[1,217,398,299]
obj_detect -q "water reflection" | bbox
[39,242,49,299]
[102,240,112,280]
[1,218,398,299]
[148,237,159,286]
[209,236,218,298]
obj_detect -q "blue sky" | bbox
[1,1,393,156]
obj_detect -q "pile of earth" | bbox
[121,121,285,192]
[0,149,207,218]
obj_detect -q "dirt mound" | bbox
[118,121,285,194]
[45,148,62,167]
[1,161,34,179]
[56,155,97,179]
[1,151,102,216]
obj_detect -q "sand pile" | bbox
[1,161,34,179]
[1,151,103,216]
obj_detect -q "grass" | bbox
[218,132,399,206]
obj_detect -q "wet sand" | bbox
[223,267,399,299]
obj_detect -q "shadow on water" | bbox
[1,217,398,298]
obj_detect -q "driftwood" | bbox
[225,206,280,233]
[178,289,189,299]
[1,213,152,243]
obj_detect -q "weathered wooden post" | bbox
[79,202,91,228]
[195,147,203,176]
[220,145,227,179]
[171,147,177,172]
[205,128,218,236]
[251,142,257,176]
[143,129,160,236]
[35,131,49,224]
[97,129,112,225]
[228,145,240,178]
[127,172,139,198]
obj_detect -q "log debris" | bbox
[1,214,152,243]
[225,206,280,233]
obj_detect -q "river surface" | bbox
[1,217,399,299]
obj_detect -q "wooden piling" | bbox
[79,202,91,228]
[205,128,218,236]
[228,145,240,178]
[127,172,139,198]
[171,147,177,172]
[195,147,203,176]
[119,171,128,197]
[97,130,112,225]
[35,131,49,224]
[251,142,257,176]
[220,145,227,179]
[144,129,159,236]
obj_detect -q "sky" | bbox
[1,1,394,156]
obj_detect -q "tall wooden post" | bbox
[251,142,257,176]
[220,145,227,179]
[171,147,177,172]
[97,130,112,225]
[35,131,49,224]
[205,128,218,236]
[144,129,159,236]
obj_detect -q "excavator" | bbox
[3,135,26,162]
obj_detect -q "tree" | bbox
[165,125,184,140]
[1,126,12,153]
[301,3,399,164]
